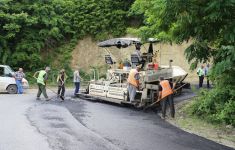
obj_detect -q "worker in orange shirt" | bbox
[127,65,141,103]
[158,77,175,119]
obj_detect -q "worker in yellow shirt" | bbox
[197,65,204,88]
[33,67,51,101]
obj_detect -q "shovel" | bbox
[144,83,187,110]
[47,87,65,101]
[33,76,64,101]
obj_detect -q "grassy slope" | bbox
[165,99,235,148]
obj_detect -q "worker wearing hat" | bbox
[127,65,141,103]
[33,66,51,101]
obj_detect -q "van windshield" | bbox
[5,66,15,75]
[0,67,4,76]
[6,66,14,73]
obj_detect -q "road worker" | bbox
[133,42,145,69]
[204,64,210,88]
[33,66,51,101]
[158,77,175,119]
[197,65,204,88]
[57,69,67,100]
[127,65,141,103]
[73,68,82,96]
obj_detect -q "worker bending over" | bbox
[33,67,51,101]
[158,77,175,119]
[127,65,141,103]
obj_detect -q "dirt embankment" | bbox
[71,37,105,71]
[71,37,197,82]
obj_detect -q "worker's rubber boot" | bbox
[160,115,165,120]
[60,96,65,101]
[45,97,51,101]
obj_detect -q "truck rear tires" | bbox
[7,84,17,94]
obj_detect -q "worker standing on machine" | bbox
[133,42,145,69]
[158,77,175,119]
[127,65,141,103]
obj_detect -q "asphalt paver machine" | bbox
[77,38,189,108]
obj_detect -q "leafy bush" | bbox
[191,88,235,126]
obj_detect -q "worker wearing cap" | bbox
[127,66,141,103]
[158,77,175,119]
[33,66,51,101]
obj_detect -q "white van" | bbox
[0,65,29,94]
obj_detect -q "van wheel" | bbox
[7,85,17,94]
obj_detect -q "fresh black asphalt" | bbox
[45,89,234,150]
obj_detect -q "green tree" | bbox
[0,0,134,71]
[130,0,235,125]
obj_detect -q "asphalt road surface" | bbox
[0,90,234,150]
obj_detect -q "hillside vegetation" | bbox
[0,0,134,72]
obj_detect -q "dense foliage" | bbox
[0,0,134,73]
[130,0,235,126]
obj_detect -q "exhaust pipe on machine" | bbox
[169,59,173,68]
